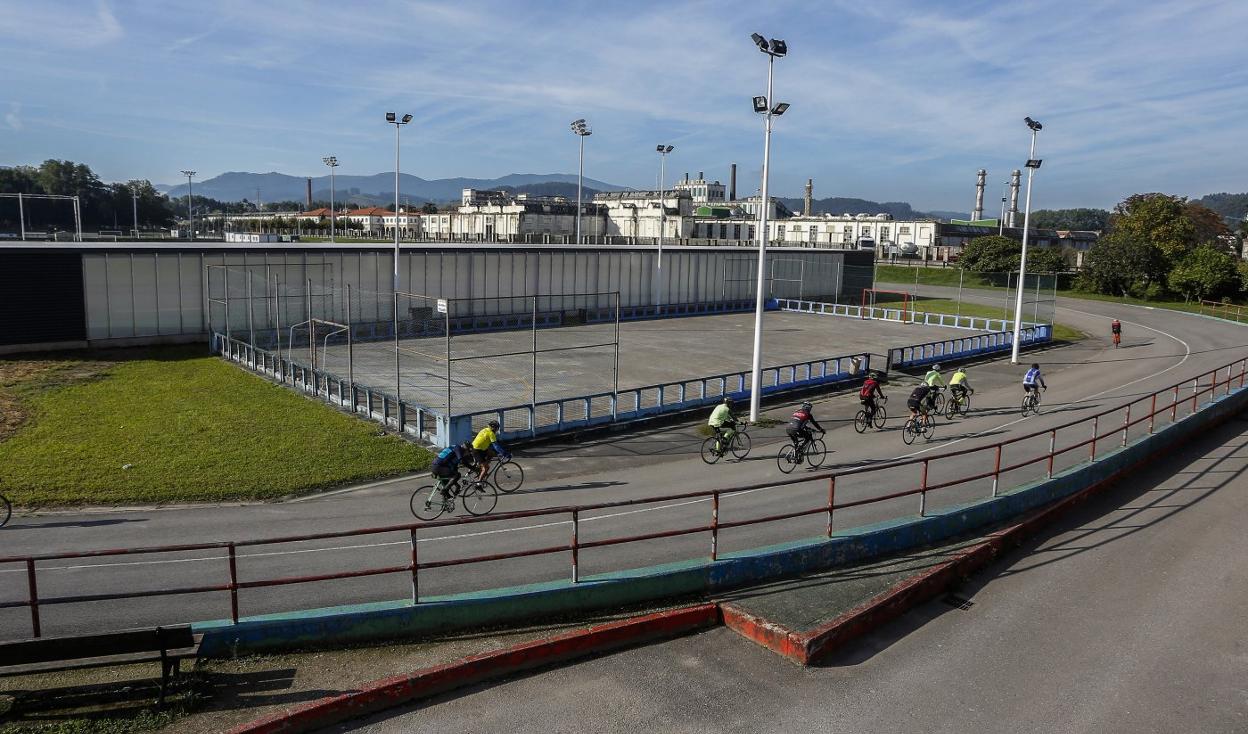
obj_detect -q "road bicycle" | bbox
[489,456,525,493]
[1021,387,1044,417]
[0,491,10,528]
[945,388,973,419]
[926,386,946,416]
[701,424,753,464]
[777,431,827,474]
[1112,332,1121,348]
[901,412,935,445]
[410,468,498,520]
[853,395,888,433]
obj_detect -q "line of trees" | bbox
[0,160,173,232]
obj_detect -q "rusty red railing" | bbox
[1,356,1245,639]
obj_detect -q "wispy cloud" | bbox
[0,0,122,47]
[5,103,21,131]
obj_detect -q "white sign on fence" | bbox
[436,299,448,314]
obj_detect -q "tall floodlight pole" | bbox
[570,119,592,244]
[656,144,674,302]
[180,171,196,241]
[385,113,412,291]
[322,156,339,243]
[1011,117,1043,364]
[747,33,789,423]
[998,182,1009,236]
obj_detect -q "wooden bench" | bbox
[0,626,201,706]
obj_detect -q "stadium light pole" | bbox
[322,156,339,243]
[656,144,674,304]
[386,113,412,291]
[131,185,140,240]
[998,181,1009,236]
[1010,117,1043,364]
[571,119,592,244]
[747,33,789,423]
[180,171,196,241]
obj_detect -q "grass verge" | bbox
[0,347,431,507]
[911,297,1085,341]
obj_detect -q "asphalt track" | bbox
[1,288,1244,641]
[342,405,1248,734]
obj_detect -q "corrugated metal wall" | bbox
[0,253,86,346]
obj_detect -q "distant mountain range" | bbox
[157,171,627,206]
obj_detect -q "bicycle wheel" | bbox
[701,436,723,465]
[902,420,917,445]
[777,444,799,474]
[807,438,828,468]
[462,480,498,516]
[959,394,971,416]
[0,494,11,528]
[873,404,888,429]
[1021,395,1033,417]
[853,410,870,434]
[922,418,936,439]
[944,398,957,420]
[492,460,525,493]
[410,485,447,521]
[931,392,945,415]
[729,431,752,460]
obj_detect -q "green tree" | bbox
[1108,194,1197,265]
[1077,237,1168,297]
[1028,208,1111,231]
[959,235,1019,272]
[421,202,438,214]
[1169,244,1239,303]
[1026,246,1068,273]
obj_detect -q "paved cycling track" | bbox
[1,289,1244,640]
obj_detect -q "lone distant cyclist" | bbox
[1111,318,1122,348]
[1023,363,1047,398]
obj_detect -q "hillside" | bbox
[158,171,626,203]
[1194,192,1248,225]
[777,196,963,221]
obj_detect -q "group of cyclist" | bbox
[428,419,510,499]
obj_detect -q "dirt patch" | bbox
[0,357,111,443]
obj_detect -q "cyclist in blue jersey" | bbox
[1023,363,1047,396]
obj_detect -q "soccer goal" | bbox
[861,289,911,322]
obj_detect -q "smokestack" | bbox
[684,172,689,183]
[698,171,704,180]
[306,178,313,209]
[804,178,813,216]
[730,163,737,201]
[972,169,986,221]
[1008,169,1022,227]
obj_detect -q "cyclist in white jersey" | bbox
[1023,363,1047,395]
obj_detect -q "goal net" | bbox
[861,289,911,321]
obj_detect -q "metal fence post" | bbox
[346,284,354,394]
[1121,405,1130,447]
[826,476,836,537]
[246,275,255,350]
[531,295,539,409]
[1091,415,1099,460]
[1171,385,1179,421]
[228,542,240,624]
[305,278,314,373]
[1047,429,1056,478]
[1240,359,1246,389]
[992,444,1002,497]
[613,292,621,419]
[711,491,720,561]
[1148,393,1156,434]
[445,306,452,417]
[571,509,580,583]
[274,275,283,382]
[26,558,40,638]
[410,528,419,604]
[919,459,928,516]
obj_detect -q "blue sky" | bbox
[1,0,1245,211]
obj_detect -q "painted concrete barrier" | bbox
[194,379,1248,657]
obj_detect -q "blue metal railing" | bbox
[888,325,1051,370]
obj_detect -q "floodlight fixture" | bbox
[663,144,673,153]
[1025,116,1042,131]
[401,113,412,124]
[771,102,790,115]
[753,96,768,113]
[769,39,787,56]
[751,33,767,51]
[386,112,396,122]
[1025,158,1043,169]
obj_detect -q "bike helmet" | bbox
[487,419,500,430]
[800,401,813,411]
[931,363,942,371]
[722,396,732,405]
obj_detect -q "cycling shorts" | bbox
[907,398,923,412]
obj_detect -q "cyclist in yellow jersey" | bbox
[923,364,946,410]
[949,367,973,405]
[471,420,501,482]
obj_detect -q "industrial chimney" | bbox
[305,178,313,209]
[804,178,813,216]
[972,169,986,221]
[1008,169,1022,227]
[729,163,737,201]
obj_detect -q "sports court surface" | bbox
[317,310,981,415]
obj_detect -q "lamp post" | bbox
[656,144,674,304]
[385,113,412,291]
[322,156,339,243]
[131,185,140,240]
[180,171,196,241]
[998,181,1009,236]
[570,119,592,244]
[746,33,789,423]
[1011,116,1043,364]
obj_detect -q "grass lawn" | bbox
[0,347,431,507]
[911,297,1086,342]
